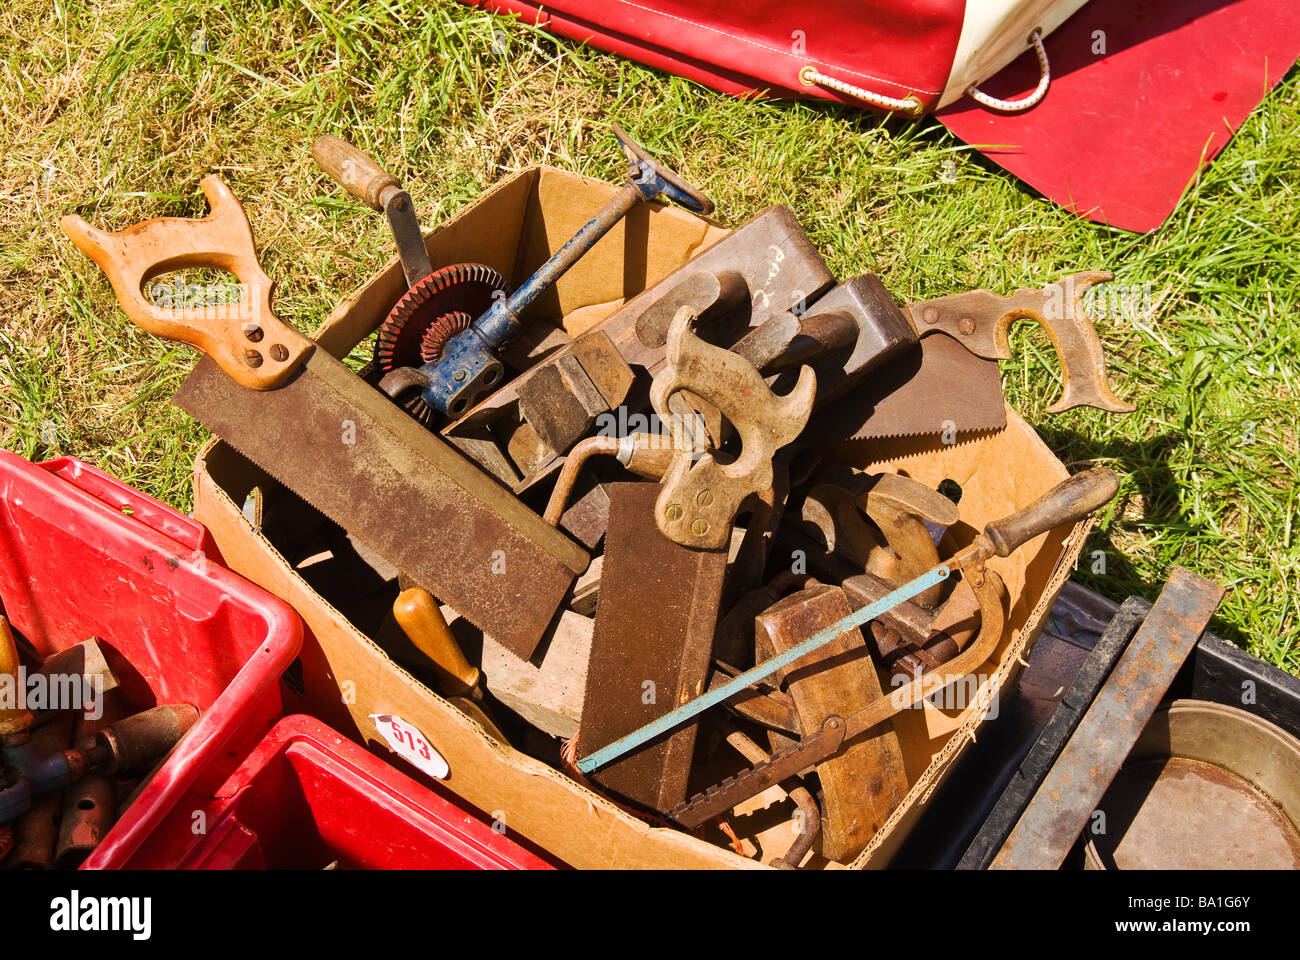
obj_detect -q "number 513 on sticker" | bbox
[371,713,449,779]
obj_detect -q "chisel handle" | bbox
[0,615,31,734]
[393,588,481,699]
[983,468,1118,558]
[60,176,313,389]
[312,134,402,212]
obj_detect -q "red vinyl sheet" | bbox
[937,0,1300,232]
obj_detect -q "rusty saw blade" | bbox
[175,354,588,656]
[816,333,1006,441]
[62,176,588,659]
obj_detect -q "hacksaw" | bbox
[61,176,589,659]
[577,469,1119,799]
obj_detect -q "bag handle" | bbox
[798,65,924,116]
[967,28,1051,112]
[800,27,1052,116]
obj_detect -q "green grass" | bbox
[1,1,1296,672]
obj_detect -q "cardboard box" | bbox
[192,166,1091,868]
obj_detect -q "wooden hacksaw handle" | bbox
[60,176,313,389]
[983,467,1119,558]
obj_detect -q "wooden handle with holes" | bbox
[983,468,1119,557]
[393,587,481,698]
[60,176,313,389]
[312,135,402,212]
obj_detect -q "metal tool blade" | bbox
[816,333,1006,441]
[577,482,728,811]
[990,567,1225,870]
[667,715,847,829]
[175,349,589,658]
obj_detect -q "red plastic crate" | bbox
[0,452,304,869]
[121,714,553,869]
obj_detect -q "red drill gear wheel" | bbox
[374,262,508,374]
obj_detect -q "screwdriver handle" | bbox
[312,134,402,212]
[983,468,1119,557]
[393,588,481,698]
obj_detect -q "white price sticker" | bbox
[370,713,449,779]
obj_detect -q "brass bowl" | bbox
[1085,699,1300,869]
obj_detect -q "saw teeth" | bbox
[374,262,508,375]
[668,736,831,826]
[845,426,1005,444]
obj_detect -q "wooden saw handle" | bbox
[311,134,402,212]
[983,468,1119,558]
[60,176,313,389]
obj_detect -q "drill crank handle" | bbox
[61,176,313,390]
[312,134,403,211]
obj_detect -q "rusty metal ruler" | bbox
[990,567,1225,870]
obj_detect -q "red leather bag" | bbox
[481,0,969,114]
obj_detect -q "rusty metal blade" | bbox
[990,568,1226,870]
[578,481,728,811]
[175,350,588,658]
[667,715,847,829]
[815,334,1006,441]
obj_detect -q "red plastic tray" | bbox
[120,714,553,869]
[0,452,304,869]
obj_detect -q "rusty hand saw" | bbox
[823,272,1135,441]
[576,469,1119,821]
[62,176,588,658]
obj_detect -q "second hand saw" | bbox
[815,272,1136,441]
[62,176,589,659]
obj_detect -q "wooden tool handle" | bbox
[393,587,481,697]
[312,134,401,211]
[983,468,1118,557]
[60,176,312,389]
[0,614,32,734]
[622,435,677,479]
